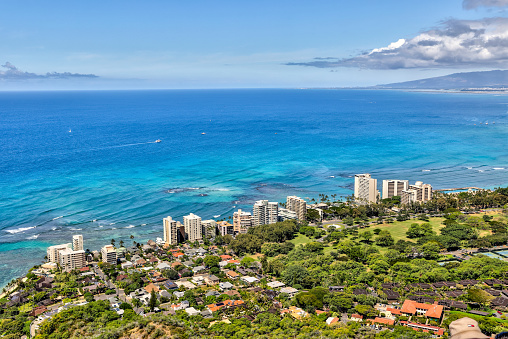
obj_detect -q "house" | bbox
[350,314,363,322]
[173,291,185,298]
[241,276,259,284]
[228,259,240,265]
[172,252,185,259]
[29,306,47,317]
[383,289,400,302]
[192,265,206,273]
[116,274,129,282]
[220,255,233,261]
[267,281,285,289]
[164,281,178,290]
[144,283,160,294]
[135,258,147,267]
[369,317,395,326]
[280,306,309,319]
[156,262,171,270]
[171,300,190,311]
[159,290,172,299]
[205,290,221,297]
[399,321,445,336]
[121,261,133,269]
[280,287,298,298]
[326,317,340,326]
[225,290,241,298]
[329,286,345,293]
[226,270,240,280]
[219,282,234,291]
[185,307,201,316]
[400,299,444,322]
[171,262,183,269]
[204,275,220,286]
[175,281,196,289]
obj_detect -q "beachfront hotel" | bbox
[354,173,379,203]
[101,244,117,265]
[233,209,253,234]
[163,216,178,246]
[183,213,202,242]
[401,181,433,205]
[382,180,409,200]
[253,200,278,227]
[286,196,307,220]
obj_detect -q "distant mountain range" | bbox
[375,70,508,90]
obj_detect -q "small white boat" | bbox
[214,215,221,218]
[155,139,161,143]
[201,132,206,135]
[69,129,72,133]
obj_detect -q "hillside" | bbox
[376,70,508,90]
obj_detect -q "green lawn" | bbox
[363,217,446,243]
[448,311,508,325]
[290,233,314,246]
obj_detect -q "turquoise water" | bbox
[1,89,507,288]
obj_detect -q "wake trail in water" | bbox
[89,141,160,152]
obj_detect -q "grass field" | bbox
[290,233,314,246]
[365,217,446,243]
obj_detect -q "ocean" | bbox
[0,89,507,288]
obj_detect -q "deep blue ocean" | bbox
[1,89,507,288]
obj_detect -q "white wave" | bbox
[141,223,146,226]
[216,188,230,191]
[92,219,97,222]
[52,216,63,220]
[99,225,103,228]
[467,167,473,170]
[110,222,116,225]
[422,169,431,172]
[214,215,221,218]
[5,226,36,234]
[27,234,40,240]
[111,227,117,230]
[52,227,57,231]
[493,167,505,170]
[478,170,484,172]
[125,225,135,229]
[69,228,82,231]
[329,176,335,178]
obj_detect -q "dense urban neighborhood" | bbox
[2,182,508,338]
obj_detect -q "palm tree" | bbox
[111,239,115,246]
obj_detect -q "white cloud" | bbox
[287,18,508,69]
[463,0,508,9]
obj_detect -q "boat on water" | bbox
[201,132,206,135]
[69,129,72,133]
[155,139,161,143]
[214,215,221,218]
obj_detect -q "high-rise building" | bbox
[201,219,217,239]
[233,209,253,234]
[183,213,202,242]
[163,216,178,245]
[72,235,83,251]
[59,248,86,271]
[401,181,433,205]
[217,221,234,236]
[253,200,278,226]
[286,196,307,220]
[278,208,298,222]
[101,244,117,265]
[354,173,379,203]
[47,243,72,263]
[382,180,409,200]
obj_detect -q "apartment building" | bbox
[286,196,307,220]
[278,208,298,221]
[354,173,379,204]
[47,243,72,263]
[218,221,234,236]
[163,216,178,246]
[183,213,202,242]
[382,180,409,200]
[201,219,217,239]
[401,181,433,205]
[72,235,83,251]
[233,209,253,234]
[253,200,278,226]
[59,248,86,271]
[101,244,117,265]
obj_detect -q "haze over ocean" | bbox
[1,89,507,288]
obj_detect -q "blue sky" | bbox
[1,0,508,89]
